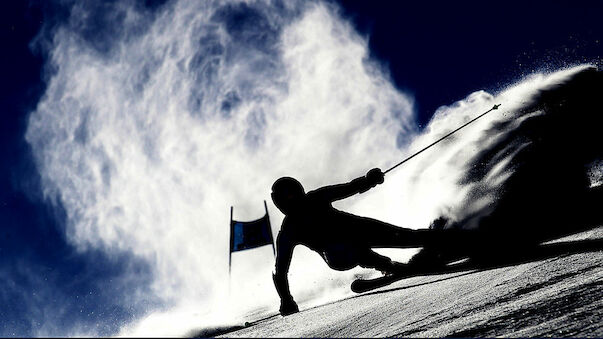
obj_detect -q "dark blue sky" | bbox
[0,0,601,336]
[338,0,602,125]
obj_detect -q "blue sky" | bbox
[0,0,601,336]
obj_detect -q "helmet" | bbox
[271,177,305,215]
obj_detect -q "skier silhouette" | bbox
[271,168,458,316]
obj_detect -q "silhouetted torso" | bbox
[279,190,365,254]
[275,177,383,274]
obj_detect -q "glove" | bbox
[279,298,299,316]
[366,168,384,186]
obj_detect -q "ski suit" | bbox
[272,174,448,313]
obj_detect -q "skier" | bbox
[271,168,458,316]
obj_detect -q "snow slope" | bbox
[219,226,603,337]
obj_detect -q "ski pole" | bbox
[384,104,501,175]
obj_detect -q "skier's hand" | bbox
[279,298,299,316]
[366,168,384,186]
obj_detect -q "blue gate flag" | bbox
[231,217,273,252]
[229,201,275,274]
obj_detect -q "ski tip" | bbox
[493,104,501,110]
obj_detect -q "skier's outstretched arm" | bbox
[310,168,384,202]
[273,231,298,316]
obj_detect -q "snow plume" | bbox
[27,0,414,336]
[451,66,603,241]
[374,65,603,252]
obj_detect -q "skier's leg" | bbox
[321,244,363,271]
[357,249,405,273]
[350,215,451,249]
